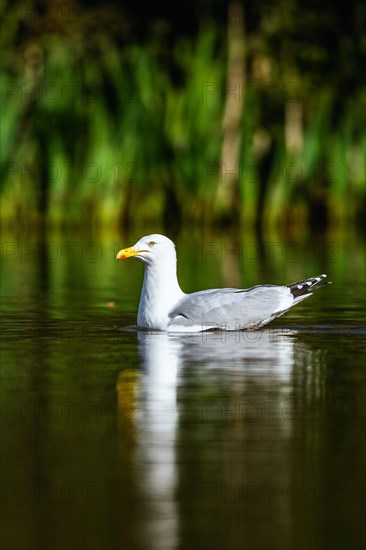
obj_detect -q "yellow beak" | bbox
[116,246,148,260]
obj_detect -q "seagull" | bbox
[116,234,331,332]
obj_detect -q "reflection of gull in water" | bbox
[134,332,182,549]
[179,329,297,379]
[130,330,318,549]
[118,328,324,548]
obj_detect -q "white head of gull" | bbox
[117,234,331,332]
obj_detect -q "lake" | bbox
[1,229,365,550]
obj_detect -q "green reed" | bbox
[0,6,365,231]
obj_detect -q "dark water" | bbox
[1,231,365,550]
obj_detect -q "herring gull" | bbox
[116,234,331,332]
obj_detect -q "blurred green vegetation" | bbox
[0,0,365,230]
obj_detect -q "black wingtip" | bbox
[288,274,332,298]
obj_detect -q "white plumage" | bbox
[117,234,330,332]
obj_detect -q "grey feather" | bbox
[168,285,294,330]
[168,275,331,331]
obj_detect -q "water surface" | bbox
[1,231,365,550]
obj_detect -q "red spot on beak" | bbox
[121,255,126,259]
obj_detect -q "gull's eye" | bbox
[148,241,156,247]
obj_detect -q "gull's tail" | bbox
[287,274,332,304]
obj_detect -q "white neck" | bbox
[137,258,184,330]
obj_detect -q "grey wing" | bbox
[168,285,296,330]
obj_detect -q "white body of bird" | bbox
[117,234,330,332]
